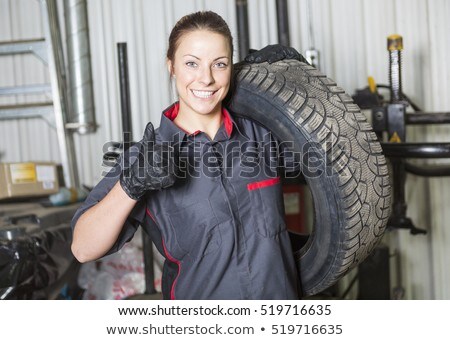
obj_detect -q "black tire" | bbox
[226,60,392,296]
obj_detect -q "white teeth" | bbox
[192,90,214,98]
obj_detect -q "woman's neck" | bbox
[174,104,223,139]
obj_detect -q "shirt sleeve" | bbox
[70,142,146,257]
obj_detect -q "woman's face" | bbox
[168,30,232,118]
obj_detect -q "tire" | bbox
[226,60,392,296]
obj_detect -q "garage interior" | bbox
[1,0,449,300]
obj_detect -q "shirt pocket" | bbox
[168,199,222,260]
[247,177,287,238]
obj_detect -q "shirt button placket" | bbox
[211,142,253,299]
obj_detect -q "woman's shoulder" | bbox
[228,110,274,138]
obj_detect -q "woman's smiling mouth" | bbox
[191,89,217,99]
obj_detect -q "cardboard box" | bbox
[0,162,59,200]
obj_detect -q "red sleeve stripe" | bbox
[247,177,281,191]
[146,207,156,222]
[162,239,181,300]
[146,208,181,300]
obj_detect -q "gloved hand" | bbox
[120,122,177,200]
[244,44,309,64]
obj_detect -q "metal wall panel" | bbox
[425,0,450,299]
[1,0,449,299]
[0,0,59,166]
[248,0,278,49]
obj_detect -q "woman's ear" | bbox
[167,59,174,77]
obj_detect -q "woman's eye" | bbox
[215,62,228,68]
[186,61,197,68]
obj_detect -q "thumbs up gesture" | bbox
[244,44,308,64]
[120,122,177,200]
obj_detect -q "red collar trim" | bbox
[222,107,233,137]
[164,102,179,121]
[164,102,233,137]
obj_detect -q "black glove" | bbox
[244,44,309,64]
[120,122,177,200]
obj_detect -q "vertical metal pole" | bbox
[235,0,250,60]
[64,0,97,134]
[275,0,291,46]
[388,35,403,103]
[40,0,79,188]
[117,42,156,295]
[117,43,133,170]
[391,158,407,218]
[117,43,132,138]
[387,29,405,223]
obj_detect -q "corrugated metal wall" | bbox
[1,0,449,299]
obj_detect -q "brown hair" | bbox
[167,11,233,65]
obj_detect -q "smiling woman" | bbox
[167,30,232,139]
[71,10,306,300]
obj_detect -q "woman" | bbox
[71,11,304,299]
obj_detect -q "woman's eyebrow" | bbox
[182,54,230,61]
[183,54,200,59]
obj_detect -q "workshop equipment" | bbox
[353,34,450,234]
[0,202,79,299]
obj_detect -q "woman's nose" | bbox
[199,67,214,86]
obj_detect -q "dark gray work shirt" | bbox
[71,102,299,299]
